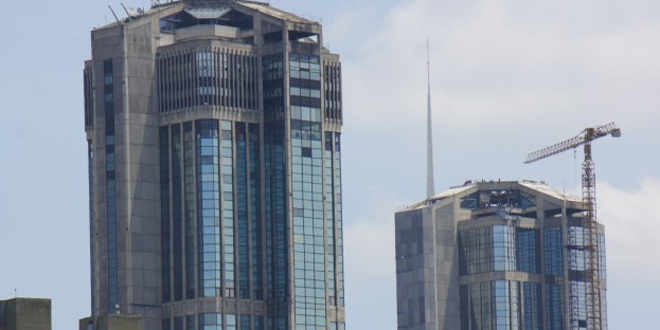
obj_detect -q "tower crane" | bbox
[525,122,621,330]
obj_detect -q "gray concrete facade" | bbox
[395,181,608,330]
[84,1,345,329]
[80,315,144,330]
[0,298,52,330]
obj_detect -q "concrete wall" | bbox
[395,201,461,330]
[0,298,51,330]
[80,315,143,330]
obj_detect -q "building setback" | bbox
[395,181,607,330]
[83,1,345,329]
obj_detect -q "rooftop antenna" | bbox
[120,3,132,19]
[426,38,435,199]
[108,5,122,24]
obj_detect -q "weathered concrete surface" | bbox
[80,315,143,330]
[0,298,51,330]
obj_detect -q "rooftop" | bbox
[400,180,583,212]
[97,0,316,31]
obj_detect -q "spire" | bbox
[426,39,435,199]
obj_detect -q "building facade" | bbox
[83,1,345,329]
[395,181,607,330]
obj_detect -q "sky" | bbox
[0,0,659,329]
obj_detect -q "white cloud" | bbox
[599,178,660,281]
[330,0,660,134]
[343,187,404,329]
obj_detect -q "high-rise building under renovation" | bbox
[394,181,608,330]
[83,1,345,329]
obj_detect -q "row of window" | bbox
[458,225,571,276]
[157,49,259,112]
[323,61,342,121]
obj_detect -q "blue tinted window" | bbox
[544,229,563,276]
[517,229,538,273]
[196,120,221,297]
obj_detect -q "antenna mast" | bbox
[426,39,435,199]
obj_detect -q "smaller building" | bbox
[395,180,608,330]
[80,315,143,330]
[0,298,51,330]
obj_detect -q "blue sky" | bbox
[1,0,659,329]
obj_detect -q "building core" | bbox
[83,1,345,329]
[395,181,607,330]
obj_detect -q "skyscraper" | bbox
[394,181,608,330]
[83,1,345,329]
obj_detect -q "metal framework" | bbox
[525,122,621,330]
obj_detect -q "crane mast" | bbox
[525,122,621,330]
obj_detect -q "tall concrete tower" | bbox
[83,1,346,329]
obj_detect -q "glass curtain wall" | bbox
[263,53,287,330]
[236,123,250,299]
[333,133,344,307]
[249,124,263,300]
[461,280,522,330]
[196,120,221,297]
[185,123,196,299]
[221,121,235,298]
[290,53,326,329]
[172,124,184,301]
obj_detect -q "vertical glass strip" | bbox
[199,313,222,330]
[263,53,287,329]
[197,120,221,297]
[184,122,196,299]
[254,316,264,330]
[172,124,184,301]
[88,140,96,314]
[544,229,563,276]
[103,59,119,313]
[249,124,263,300]
[221,121,235,298]
[160,126,171,303]
[546,283,564,330]
[240,315,250,330]
[186,315,195,330]
[236,123,249,299]
[324,132,336,306]
[334,133,345,307]
[226,314,237,330]
[291,53,326,329]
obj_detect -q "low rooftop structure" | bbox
[0,298,52,330]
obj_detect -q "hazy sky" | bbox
[1,1,659,329]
